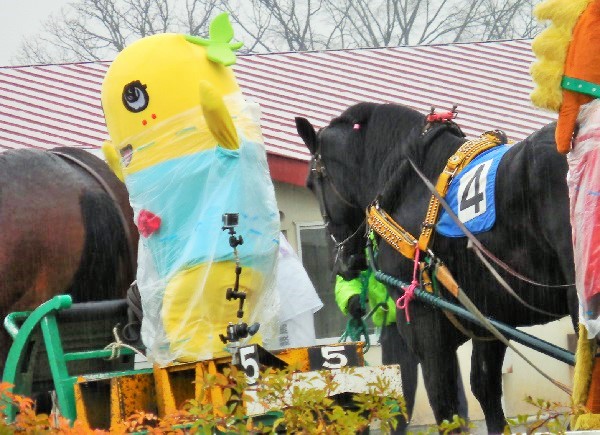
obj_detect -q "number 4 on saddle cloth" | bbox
[437,145,511,237]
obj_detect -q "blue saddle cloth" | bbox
[436,145,510,237]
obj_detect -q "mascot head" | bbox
[101,13,243,178]
[530,0,600,153]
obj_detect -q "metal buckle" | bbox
[443,166,458,177]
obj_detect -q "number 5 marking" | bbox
[239,346,259,384]
[321,346,348,369]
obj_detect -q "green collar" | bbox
[562,76,600,99]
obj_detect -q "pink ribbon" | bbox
[396,248,420,323]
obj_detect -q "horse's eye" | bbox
[122,81,149,113]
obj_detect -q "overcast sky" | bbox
[0,0,71,67]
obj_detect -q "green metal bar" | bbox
[3,295,72,340]
[366,244,576,366]
[41,314,77,423]
[64,348,135,362]
[4,312,31,339]
[2,295,73,421]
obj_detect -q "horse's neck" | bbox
[363,131,466,210]
[420,132,467,181]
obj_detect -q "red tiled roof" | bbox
[0,39,556,185]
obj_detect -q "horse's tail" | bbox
[70,188,132,302]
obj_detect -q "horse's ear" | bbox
[295,117,318,155]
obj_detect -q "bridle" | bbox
[309,150,366,269]
[308,119,463,270]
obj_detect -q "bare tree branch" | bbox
[13,0,544,66]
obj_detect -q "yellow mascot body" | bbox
[101,14,280,364]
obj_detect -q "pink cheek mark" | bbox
[142,119,147,126]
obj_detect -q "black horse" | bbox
[0,147,139,376]
[296,102,577,433]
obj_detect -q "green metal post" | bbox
[2,295,72,422]
[40,314,77,422]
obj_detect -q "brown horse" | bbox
[0,146,138,374]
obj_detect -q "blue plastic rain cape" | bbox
[127,95,280,364]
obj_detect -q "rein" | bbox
[50,150,136,284]
[369,124,572,303]
[366,241,573,395]
[404,156,573,290]
[403,157,565,318]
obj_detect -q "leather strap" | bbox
[51,150,136,282]
[367,206,417,260]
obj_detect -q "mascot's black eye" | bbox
[122,80,149,113]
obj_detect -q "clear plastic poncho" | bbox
[568,98,600,337]
[124,94,280,364]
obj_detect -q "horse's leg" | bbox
[380,323,418,434]
[470,339,507,434]
[419,348,463,429]
[400,311,464,430]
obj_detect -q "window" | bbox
[296,223,347,340]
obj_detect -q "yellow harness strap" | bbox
[367,131,504,263]
[367,206,417,260]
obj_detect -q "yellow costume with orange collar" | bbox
[531,0,600,428]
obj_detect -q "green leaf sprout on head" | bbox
[185,12,244,67]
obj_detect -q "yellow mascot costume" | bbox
[101,13,280,364]
[531,0,600,428]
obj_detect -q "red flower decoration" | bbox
[138,209,162,237]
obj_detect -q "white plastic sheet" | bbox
[568,99,600,337]
[264,234,323,349]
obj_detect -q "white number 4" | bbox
[321,346,348,369]
[457,160,492,223]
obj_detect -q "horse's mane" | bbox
[348,103,426,208]
[333,102,424,174]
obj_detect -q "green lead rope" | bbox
[339,317,370,352]
[339,272,371,352]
